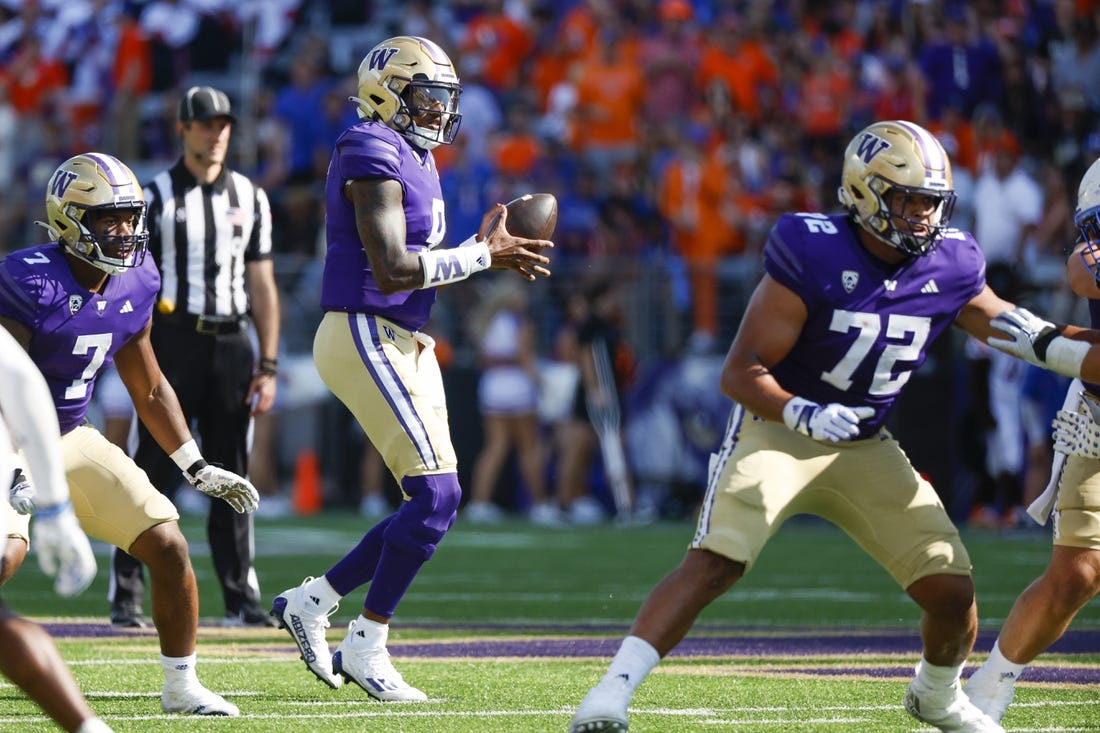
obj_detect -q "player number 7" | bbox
[65,333,112,400]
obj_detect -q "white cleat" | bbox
[161,683,239,716]
[332,618,427,702]
[271,577,343,689]
[568,675,633,732]
[965,664,1017,724]
[905,677,1005,733]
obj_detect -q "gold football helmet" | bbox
[40,153,148,275]
[1076,157,1100,280]
[350,35,462,150]
[838,120,956,256]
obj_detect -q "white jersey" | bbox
[0,327,71,508]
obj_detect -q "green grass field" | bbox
[2,514,1097,731]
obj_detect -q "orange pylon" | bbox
[292,448,323,515]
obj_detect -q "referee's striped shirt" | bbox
[144,159,273,318]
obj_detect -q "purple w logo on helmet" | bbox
[368,47,399,72]
[855,133,890,163]
[49,170,78,198]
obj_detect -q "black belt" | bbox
[158,312,248,335]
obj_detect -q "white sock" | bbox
[916,656,965,689]
[602,635,661,692]
[303,575,342,611]
[983,640,1027,681]
[75,719,113,733]
[161,652,199,687]
[350,615,389,649]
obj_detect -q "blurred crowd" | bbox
[4,0,1100,523]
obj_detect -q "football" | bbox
[489,193,558,240]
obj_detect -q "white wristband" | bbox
[419,241,491,288]
[169,439,203,472]
[1046,337,1089,379]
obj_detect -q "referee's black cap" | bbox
[179,86,237,124]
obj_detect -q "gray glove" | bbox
[184,463,259,514]
[9,467,34,515]
[987,308,1088,378]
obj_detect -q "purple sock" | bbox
[325,516,392,596]
[329,474,461,617]
[364,542,425,618]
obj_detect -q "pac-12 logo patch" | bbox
[842,270,859,293]
[69,294,84,314]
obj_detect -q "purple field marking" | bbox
[42,623,1100,684]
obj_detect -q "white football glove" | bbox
[9,467,35,515]
[33,502,97,597]
[987,308,1088,378]
[1052,409,1100,459]
[184,463,259,514]
[782,396,875,443]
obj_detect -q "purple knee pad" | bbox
[383,473,462,561]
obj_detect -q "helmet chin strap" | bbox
[33,220,61,241]
[349,96,372,120]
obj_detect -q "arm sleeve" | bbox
[0,328,69,507]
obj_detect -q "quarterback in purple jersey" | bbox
[271,35,552,702]
[568,121,1059,733]
[0,152,259,717]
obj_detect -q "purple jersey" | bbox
[320,121,446,330]
[764,213,985,438]
[0,243,159,434]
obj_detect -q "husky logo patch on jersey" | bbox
[855,132,890,163]
[842,270,860,293]
[68,294,84,314]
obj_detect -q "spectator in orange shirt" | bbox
[697,13,779,124]
[107,7,153,161]
[569,28,645,189]
[797,43,852,150]
[490,100,546,182]
[0,37,68,118]
[658,128,749,352]
[928,102,977,175]
[791,43,852,202]
[460,0,535,93]
[555,0,609,67]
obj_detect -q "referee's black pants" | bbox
[110,315,261,618]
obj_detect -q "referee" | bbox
[110,86,280,628]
